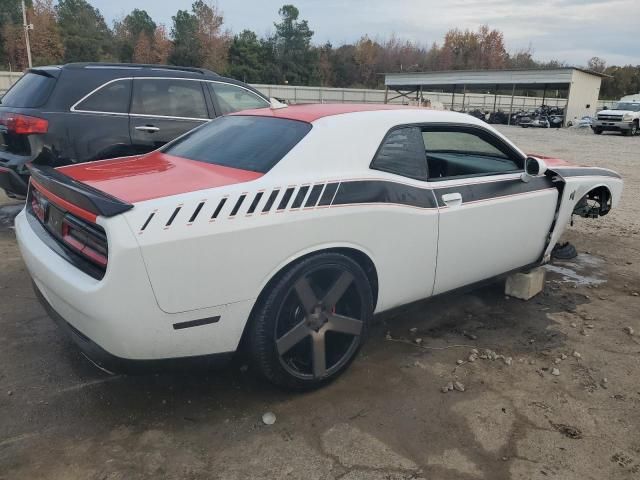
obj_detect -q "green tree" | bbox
[226,29,264,82]
[114,9,156,62]
[169,9,202,66]
[601,65,640,99]
[56,0,112,62]
[272,4,317,85]
[330,44,358,87]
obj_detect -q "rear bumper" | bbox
[33,281,233,373]
[15,208,252,363]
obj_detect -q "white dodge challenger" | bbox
[15,104,623,389]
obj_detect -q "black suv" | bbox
[0,63,270,198]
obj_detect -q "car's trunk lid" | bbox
[58,150,264,204]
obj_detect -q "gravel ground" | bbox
[0,126,639,480]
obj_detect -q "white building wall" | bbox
[565,70,602,125]
[0,71,22,95]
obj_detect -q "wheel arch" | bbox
[238,245,379,349]
[573,184,613,217]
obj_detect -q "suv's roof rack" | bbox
[63,63,218,76]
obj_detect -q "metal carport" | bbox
[383,68,608,126]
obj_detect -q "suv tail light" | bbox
[0,112,48,134]
[61,216,108,268]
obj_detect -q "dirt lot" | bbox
[1,126,639,480]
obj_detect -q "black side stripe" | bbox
[552,167,621,179]
[211,198,227,219]
[433,176,554,207]
[140,212,155,231]
[173,316,221,330]
[318,182,339,206]
[166,207,181,226]
[291,186,310,209]
[188,202,205,223]
[230,195,246,216]
[329,177,556,209]
[332,180,438,209]
[305,184,325,208]
[247,192,263,215]
[278,187,295,210]
[263,189,280,213]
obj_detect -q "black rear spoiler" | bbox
[28,164,133,218]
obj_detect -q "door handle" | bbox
[135,125,160,133]
[441,192,463,207]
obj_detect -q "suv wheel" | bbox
[593,127,603,135]
[249,252,373,390]
[631,121,639,136]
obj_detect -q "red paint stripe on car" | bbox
[59,151,264,204]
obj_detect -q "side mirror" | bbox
[521,156,548,182]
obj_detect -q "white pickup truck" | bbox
[592,99,640,136]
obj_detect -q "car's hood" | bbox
[597,109,636,115]
[57,151,263,204]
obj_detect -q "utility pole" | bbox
[22,0,33,69]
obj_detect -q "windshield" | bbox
[163,115,312,173]
[614,103,640,112]
[0,72,56,108]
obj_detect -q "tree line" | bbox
[0,0,638,99]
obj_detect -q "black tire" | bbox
[593,128,603,135]
[248,252,373,391]
[630,122,639,136]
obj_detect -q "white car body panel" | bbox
[542,168,623,260]
[433,177,558,294]
[15,106,624,363]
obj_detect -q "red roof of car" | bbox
[231,103,418,123]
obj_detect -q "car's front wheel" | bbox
[249,252,373,390]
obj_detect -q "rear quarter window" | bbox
[163,116,311,173]
[0,72,57,108]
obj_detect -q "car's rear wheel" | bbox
[249,253,373,390]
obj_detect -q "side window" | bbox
[423,128,521,180]
[131,79,208,119]
[75,79,131,113]
[209,83,269,115]
[371,127,428,180]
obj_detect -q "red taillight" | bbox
[0,112,48,134]
[31,190,46,222]
[61,218,108,268]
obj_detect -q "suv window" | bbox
[422,128,521,180]
[132,79,208,119]
[209,83,269,115]
[74,79,131,113]
[371,127,428,180]
[0,72,56,108]
[163,116,311,173]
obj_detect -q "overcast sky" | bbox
[93,0,640,66]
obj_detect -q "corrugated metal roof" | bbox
[384,68,608,87]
